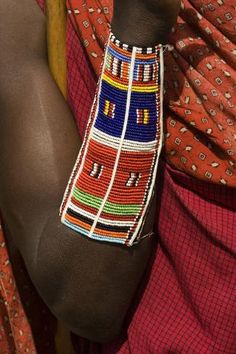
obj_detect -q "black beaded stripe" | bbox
[67,208,130,233]
[110,33,160,54]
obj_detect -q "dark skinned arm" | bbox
[0,0,180,343]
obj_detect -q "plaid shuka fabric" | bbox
[72,163,236,354]
[0,0,234,353]
[66,1,236,353]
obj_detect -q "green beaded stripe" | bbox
[73,188,141,215]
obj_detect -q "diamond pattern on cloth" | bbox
[0,1,235,353]
[67,0,236,186]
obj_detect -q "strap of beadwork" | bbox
[60,32,165,246]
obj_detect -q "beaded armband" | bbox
[60,33,164,246]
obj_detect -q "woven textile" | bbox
[67,0,236,187]
[61,34,164,245]
[72,165,236,354]
[0,0,235,353]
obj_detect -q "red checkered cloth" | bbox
[72,162,236,354]
[0,0,235,353]
[66,2,236,352]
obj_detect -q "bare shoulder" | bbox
[0,0,46,61]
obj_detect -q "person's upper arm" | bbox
[0,0,79,255]
[0,0,46,66]
[0,0,155,342]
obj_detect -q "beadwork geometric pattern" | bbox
[90,162,103,178]
[60,33,164,246]
[104,100,115,118]
[136,109,150,125]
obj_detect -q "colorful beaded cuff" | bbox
[60,33,164,246]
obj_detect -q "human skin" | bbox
[0,0,180,343]
[112,0,181,45]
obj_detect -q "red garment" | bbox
[68,0,236,186]
[0,0,235,353]
[72,164,236,354]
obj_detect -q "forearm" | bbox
[0,50,155,343]
[0,60,79,258]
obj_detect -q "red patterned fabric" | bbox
[67,0,111,77]
[67,0,236,187]
[0,225,57,353]
[36,0,44,11]
[72,165,236,353]
[0,0,235,353]
[0,226,36,353]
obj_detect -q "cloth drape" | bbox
[0,1,235,353]
[67,0,236,186]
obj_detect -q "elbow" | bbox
[32,259,124,343]
[32,263,124,343]
[52,298,123,343]
[28,252,124,343]
[32,261,123,342]
[27,224,132,343]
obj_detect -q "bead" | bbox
[60,32,164,246]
